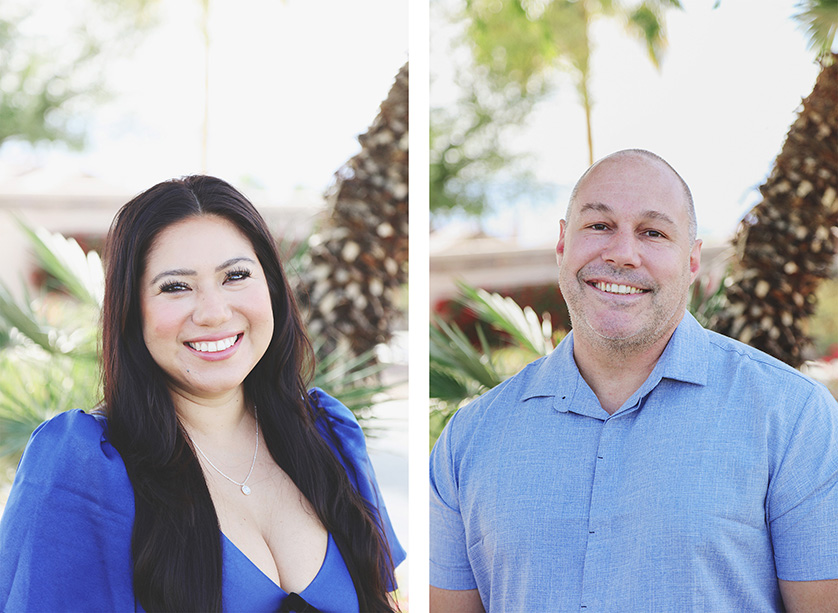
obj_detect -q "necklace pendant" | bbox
[241,484,251,495]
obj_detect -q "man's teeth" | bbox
[594,282,645,295]
[187,335,238,353]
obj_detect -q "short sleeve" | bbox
[308,389,407,575]
[429,409,478,590]
[768,385,838,580]
[0,410,136,612]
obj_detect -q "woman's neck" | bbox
[171,386,251,440]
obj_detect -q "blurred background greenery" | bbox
[429,0,838,445]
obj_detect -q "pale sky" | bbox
[1,0,408,202]
[431,0,825,245]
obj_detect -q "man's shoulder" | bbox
[449,351,562,428]
[704,328,819,385]
[698,328,838,420]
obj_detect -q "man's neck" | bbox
[572,333,672,415]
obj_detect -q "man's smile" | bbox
[588,281,650,296]
[585,280,652,296]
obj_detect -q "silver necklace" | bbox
[187,407,259,496]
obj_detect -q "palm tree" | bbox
[709,2,838,368]
[298,63,408,360]
[461,0,683,164]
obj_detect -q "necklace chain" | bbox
[186,407,259,496]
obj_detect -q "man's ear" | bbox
[556,219,567,265]
[689,238,702,284]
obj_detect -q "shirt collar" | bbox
[520,310,709,413]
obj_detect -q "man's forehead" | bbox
[582,153,675,187]
[570,156,687,215]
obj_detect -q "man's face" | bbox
[556,154,701,353]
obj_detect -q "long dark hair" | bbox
[101,176,395,611]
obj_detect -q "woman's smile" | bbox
[184,332,244,360]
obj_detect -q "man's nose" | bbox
[191,288,232,326]
[601,230,641,268]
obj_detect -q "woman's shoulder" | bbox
[15,409,131,506]
[1,410,136,611]
[24,409,113,461]
[306,388,407,570]
[307,388,367,462]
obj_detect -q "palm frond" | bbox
[457,281,554,357]
[16,218,105,308]
[794,0,838,60]
[0,282,53,351]
[430,316,503,392]
[311,338,394,424]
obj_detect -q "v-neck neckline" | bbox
[220,531,333,596]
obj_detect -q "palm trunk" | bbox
[298,63,409,359]
[709,54,838,367]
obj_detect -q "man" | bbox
[430,149,838,611]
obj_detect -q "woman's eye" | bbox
[159,281,188,293]
[226,268,252,282]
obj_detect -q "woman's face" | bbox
[139,214,274,403]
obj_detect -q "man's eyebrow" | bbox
[640,209,677,226]
[149,257,256,286]
[578,202,677,226]
[578,202,612,215]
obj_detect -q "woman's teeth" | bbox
[187,335,238,353]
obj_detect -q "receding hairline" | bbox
[565,149,697,242]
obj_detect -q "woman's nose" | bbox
[191,288,232,326]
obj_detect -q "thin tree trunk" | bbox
[200,0,210,173]
[581,75,594,166]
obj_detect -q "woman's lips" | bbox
[184,333,243,360]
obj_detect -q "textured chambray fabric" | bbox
[430,312,838,611]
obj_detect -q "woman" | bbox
[0,176,405,612]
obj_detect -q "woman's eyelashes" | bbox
[159,280,189,293]
[225,268,252,282]
[158,268,253,294]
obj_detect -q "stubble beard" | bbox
[559,266,688,358]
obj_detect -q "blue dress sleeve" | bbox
[0,410,137,612]
[308,388,407,576]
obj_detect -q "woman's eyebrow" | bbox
[150,268,196,286]
[149,257,257,286]
[216,257,256,271]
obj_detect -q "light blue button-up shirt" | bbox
[430,312,838,611]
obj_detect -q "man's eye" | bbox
[590,223,608,231]
[645,230,664,238]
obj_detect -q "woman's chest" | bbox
[207,460,329,593]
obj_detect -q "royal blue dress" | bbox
[0,389,405,612]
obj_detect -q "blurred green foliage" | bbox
[430,281,562,448]
[431,0,682,222]
[0,0,157,148]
